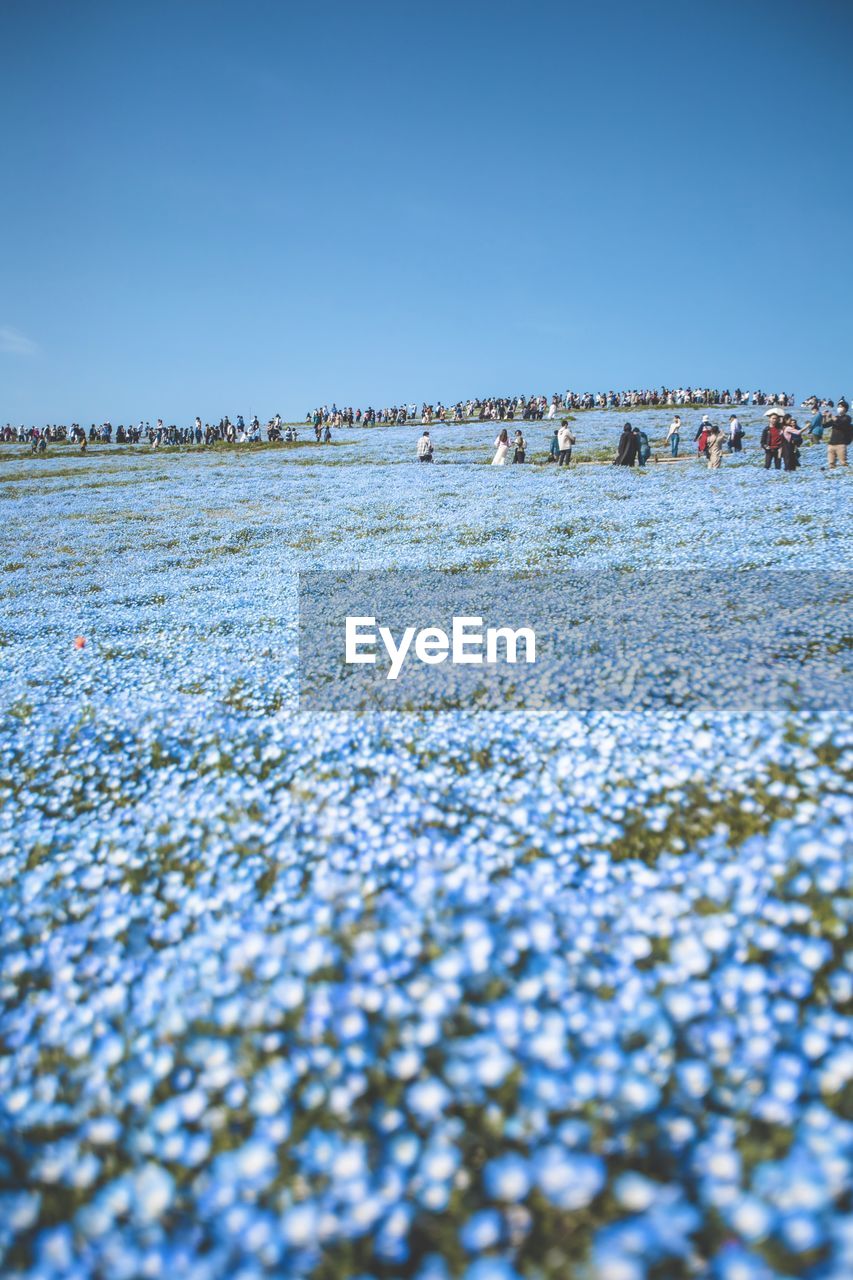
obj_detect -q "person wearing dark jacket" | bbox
[760,415,783,469]
[614,423,637,466]
[827,399,851,468]
[781,418,803,471]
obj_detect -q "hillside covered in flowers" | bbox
[1,423,851,1280]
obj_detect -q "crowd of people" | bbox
[413,400,851,471]
[308,387,802,430]
[4,393,849,469]
[3,415,304,451]
[608,402,849,471]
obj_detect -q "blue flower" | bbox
[460,1208,503,1252]
[483,1154,531,1203]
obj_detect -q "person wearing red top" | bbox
[760,414,784,469]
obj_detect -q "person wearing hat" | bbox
[826,399,851,468]
[417,429,434,462]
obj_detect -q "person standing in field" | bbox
[557,419,575,467]
[826,398,851,468]
[417,430,434,462]
[727,414,743,452]
[706,423,725,468]
[548,427,559,463]
[512,429,526,463]
[492,429,510,464]
[781,418,803,471]
[807,406,825,441]
[665,415,681,456]
[614,422,637,466]
[760,413,783,469]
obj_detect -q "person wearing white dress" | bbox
[492,429,510,464]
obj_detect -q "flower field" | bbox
[1,420,851,1280]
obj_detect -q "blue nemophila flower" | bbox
[713,1244,777,1280]
[128,1162,174,1224]
[533,1146,605,1210]
[415,1254,453,1280]
[406,1078,453,1121]
[280,1201,320,1249]
[613,1172,659,1212]
[483,1154,531,1202]
[0,1190,41,1234]
[462,1258,522,1280]
[460,1208,503,1252]
[418,1141,461,1184]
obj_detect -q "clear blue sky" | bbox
[1,0,851,424]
